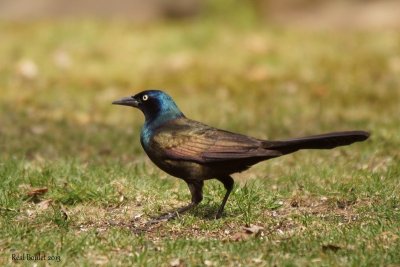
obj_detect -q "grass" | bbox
[0,18,399,266]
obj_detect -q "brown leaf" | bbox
[231,224,265,241]
[243,224,264,234]
[26,187,48,197]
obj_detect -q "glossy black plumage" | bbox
[113,90,370,220]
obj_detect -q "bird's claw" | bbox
[214,211,223,219]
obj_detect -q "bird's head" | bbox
[112,90,184,123]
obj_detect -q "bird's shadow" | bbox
[151,202,240,222]
[186,204,223,220]
[130,202,244,234]
[131,202,247,234]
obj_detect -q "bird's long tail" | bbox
[263,131,370,155]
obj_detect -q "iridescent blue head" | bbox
[112,90,184,125]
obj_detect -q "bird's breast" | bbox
[139,129,212,180]
[140,125,152,148]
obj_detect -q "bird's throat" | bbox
[144,108,184,127]
[141,112,183,147]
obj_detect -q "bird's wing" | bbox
[151,119,281,163]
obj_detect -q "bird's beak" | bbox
[112,96,139,107]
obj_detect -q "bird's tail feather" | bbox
[263,131,370,155]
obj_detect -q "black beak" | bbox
[112,96,139,107]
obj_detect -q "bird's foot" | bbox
[214,210,223,219]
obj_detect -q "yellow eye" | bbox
[142,95,148,101]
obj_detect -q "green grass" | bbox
[0,19,399,266]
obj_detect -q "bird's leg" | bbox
[215,176,234,219]
[150,181,204,222]
[187,180,204,206]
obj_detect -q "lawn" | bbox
[0,18,399,266]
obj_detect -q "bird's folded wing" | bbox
[152,125,281,163]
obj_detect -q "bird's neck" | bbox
[141,110,184,147]
[140,100,184,146]
[145,110,184,127]
[143,101,184,128]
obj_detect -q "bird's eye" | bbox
[142,95,148,101]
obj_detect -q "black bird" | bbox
[112,90,369,219]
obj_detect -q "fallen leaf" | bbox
[244,224,264,234]
[231,224,265,241]
[27,187,48,197]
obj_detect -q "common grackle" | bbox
[112,90,369,219]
